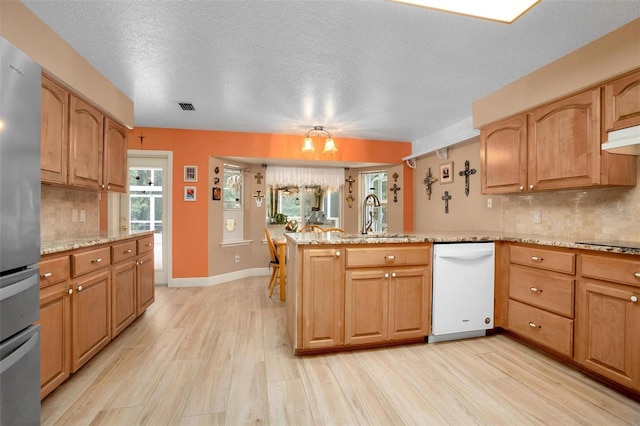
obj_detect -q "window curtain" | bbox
[265,166,344,190]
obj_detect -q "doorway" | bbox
[122,150,172,285]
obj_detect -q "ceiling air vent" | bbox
[178,102,195,111]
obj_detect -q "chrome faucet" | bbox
[361,193,381,234]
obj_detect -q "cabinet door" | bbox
[605,69,640,132]
[576,279,640,390]
[111,260,137,337]
[388,266,430,340]
[103,118,128,193]
[345,269,388,345]
[72,269,111,372]
[38,284,72,399]
[40,75,69,185]
[302,248,344,349]
[480,114,528,194]
[528,89,600,191]
[69,96,104,190]
[136,252,155,316]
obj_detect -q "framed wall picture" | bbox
[212,187,221,201]
[184,165,198,182]
[440,162,454,184]
[184,186,196,201]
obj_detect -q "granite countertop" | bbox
[284,231,640,256]
[41,230,154,255]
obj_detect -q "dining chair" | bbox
[322,227,345,232]
[298,224,324,232]
[264,227,280,297]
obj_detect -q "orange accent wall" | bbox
[127,127,412,278]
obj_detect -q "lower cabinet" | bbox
[111,259,137,338]
[136,252,155,315]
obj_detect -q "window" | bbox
[129,168,163,233]
[267,186,341,229]
[360,171,387,233]
[223,165,243,241]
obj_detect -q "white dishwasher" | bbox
[429,242,495,343]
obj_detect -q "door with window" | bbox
[121,155,169,284]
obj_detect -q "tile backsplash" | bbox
[502,182,640,242]
[41,185,100,240]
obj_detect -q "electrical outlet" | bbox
[71,208,78,223]
[487,198,492,208]
[234,255,240,263]
[79,210,86,222]
[533,210,541,224]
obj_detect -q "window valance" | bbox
[265,166,344,190]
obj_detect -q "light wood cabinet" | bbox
[68,95,104,190]
[103,118,128,193]
[344,245,431,346]
[40,75,69,185]
[136,252,155,316]
[480,114,528,194]
[111,260,137,338]
[301,247,344,350]
[38,256,72,400]
[506,244,576,357]
[480,84,636,195]
[576,253,640,392]
[605,68,640,132]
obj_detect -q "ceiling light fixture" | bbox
[302,126,338,154]
[389,0,540,24]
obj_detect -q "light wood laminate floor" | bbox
[41,277,640,425]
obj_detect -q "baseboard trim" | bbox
[169,268,270,287]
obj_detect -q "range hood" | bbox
[602,125,640,155]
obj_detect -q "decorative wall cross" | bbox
[254,172,264,185]
[442,191,452,214]
[458,160,477,196]
[423,168,438,199]
[390,183,401,203]
[345,175,355,193]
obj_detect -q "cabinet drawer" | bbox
[39,256,70,288]
[508,299,573,357]
[111,241,137,264]
[581,254,640,288]
[345,246,430,268]
[509,265,574,317]
[510,245,575,274]
[137,235,154,255]
[71,247,110,277]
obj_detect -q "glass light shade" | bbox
[322,137,338,154]
[302,137,315,153]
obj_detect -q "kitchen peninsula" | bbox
[285,231,640,398]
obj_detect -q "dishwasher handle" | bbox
[435,249,494,261]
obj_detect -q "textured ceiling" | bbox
[22,0,640,150]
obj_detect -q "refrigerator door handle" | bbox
[0,331,38,374]
[0,270,38,301]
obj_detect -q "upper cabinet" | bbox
[481,71,638,195]
[41,76,69,185]
[605,69,640,132]
[40,73,128,193]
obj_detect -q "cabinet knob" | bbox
[519,186,524,191]
[530,287,542,293]
[101,184,105,189]
[107,185,111,190]
[634,272,640,278]
[91,258,102,264]
[391,272,397,278]
[125,249,132,254]
[631,296,638,303]
[530,256,543,262]
[139,260,143,265]
[528,322,540,328]
[67,288,73,295]
[41,272,52,278]
[529,184,534,189]
[335,251,341,257]
[384,273,389,278]
[76,285,83,292]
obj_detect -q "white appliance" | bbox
[430,242,495,343]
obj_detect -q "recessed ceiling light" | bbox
[389,0,540,23]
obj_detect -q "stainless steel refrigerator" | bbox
[0,36,42,425]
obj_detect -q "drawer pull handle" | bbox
[530,287,542,293]
[125,249,132,254]
[631,296,638,303]
[385,255,395,260]
[67,288,73,295]
[634,272,640,278]
[528,322,541,329]
[91,258,102,264]
[76,285,83,292]
[41,272,52,278]
[530,256,543,262]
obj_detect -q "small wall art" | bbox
[184,165,198,182]
[212,187,221,201]
[184,186,196,201]
[440,161,454,184]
